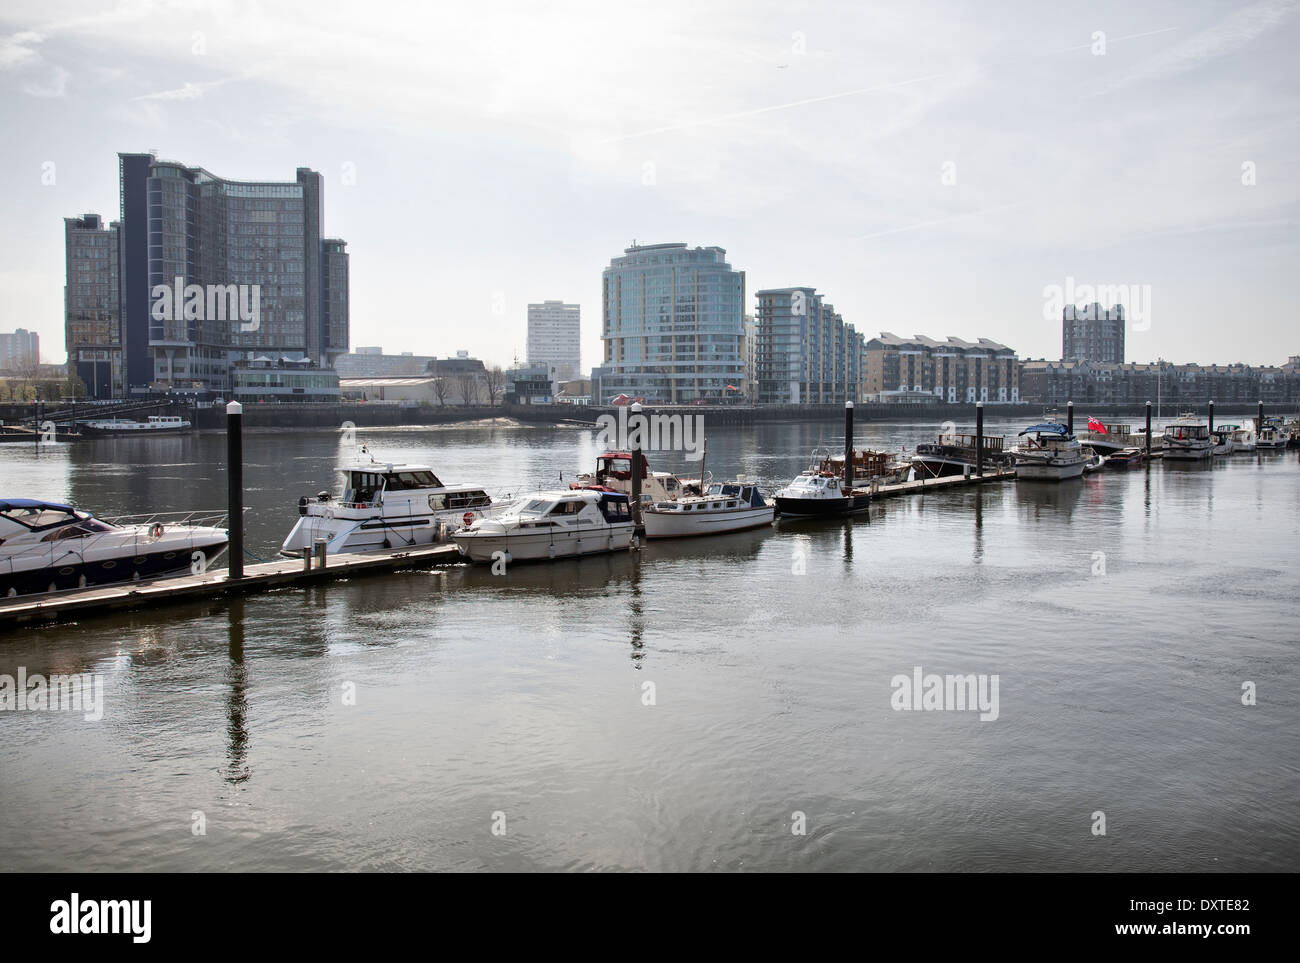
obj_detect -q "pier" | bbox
[0,543,461,628]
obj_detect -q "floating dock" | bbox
[0,544,461,628]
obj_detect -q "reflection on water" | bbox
[2,421,1298,872]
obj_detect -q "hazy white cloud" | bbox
[0,0,1296,366]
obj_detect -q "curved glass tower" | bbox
[600,242,745,404]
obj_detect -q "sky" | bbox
[1,0,1297,369]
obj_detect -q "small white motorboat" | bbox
[643,480,774,539]
[1162,417,1213,460]
[1011,423,1085,481]
[453,489,635,563]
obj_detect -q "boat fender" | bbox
[150,523,164,538]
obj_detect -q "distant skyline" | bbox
[2,0,1297,368]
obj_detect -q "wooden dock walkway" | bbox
[871,468,1017,497]
[0,544,462,628]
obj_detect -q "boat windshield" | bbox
[517,499,553,516]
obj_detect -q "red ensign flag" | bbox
[1088,417,1108,433]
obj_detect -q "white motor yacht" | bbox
[1,498,228,597]
[280,453,494,557]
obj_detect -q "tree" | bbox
[432,377,449,406]
[456,373,479,405]
[481,365,504,407]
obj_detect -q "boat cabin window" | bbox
[549,500,584,515]
[598,498,631,521]
[383,470,442,491]
[0,506,83,529]
[447,491,491,509]
[344,471,385,503]
[600,456,637,480]
[518,499,552,516]
[42,524,99,541]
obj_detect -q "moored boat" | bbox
[1,498,228,597]
[280,452,494,557]
[911,431,1011,479]
[1255,417,1290,450]
[643,480,774,538]
[1076,419,1137,456]
[773,451,872,517]
[453,489,635,563]
[1162,416,1213,460]
[1104,447,1144,467]
[574,451,690,505]
[820,449,911,485]
[78,415,192,435]
[1011,423,1085,481]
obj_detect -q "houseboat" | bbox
[78,415,192,435]
[911,431,1011,478]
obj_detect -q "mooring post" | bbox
[976,402,984,477]
[227,400,244,580]
[1145,401,1152,456]
[1257,400,1264,436]
[1208,399,1215,435]
[1066,400,1074,435]
[629,402,643,529]
[844,401,854,488]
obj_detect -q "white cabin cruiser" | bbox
[1161,418,1213,460]
[453,489,635,563]
[280,454,494,557]
[1011,423,1085,481]
[643,481,775,539]
[1218,424,1255,452]
[1,498,228,597]
[1255,418,1290,450]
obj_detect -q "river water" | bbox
[2,417,1298,871]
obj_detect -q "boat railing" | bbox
[1,512,233,578]
[98,508,232,529]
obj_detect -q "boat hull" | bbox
[1014,460,1085,481]
[643,506,775,538]
[1162,445,1212,460]
[453,524,635,563]
[774,493,871,517]
[1,535,228,597]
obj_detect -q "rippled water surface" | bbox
[2,418,1298,871]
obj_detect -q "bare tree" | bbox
[432,377,449,406]
[456,372,479,406]
[480,365,504,407]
